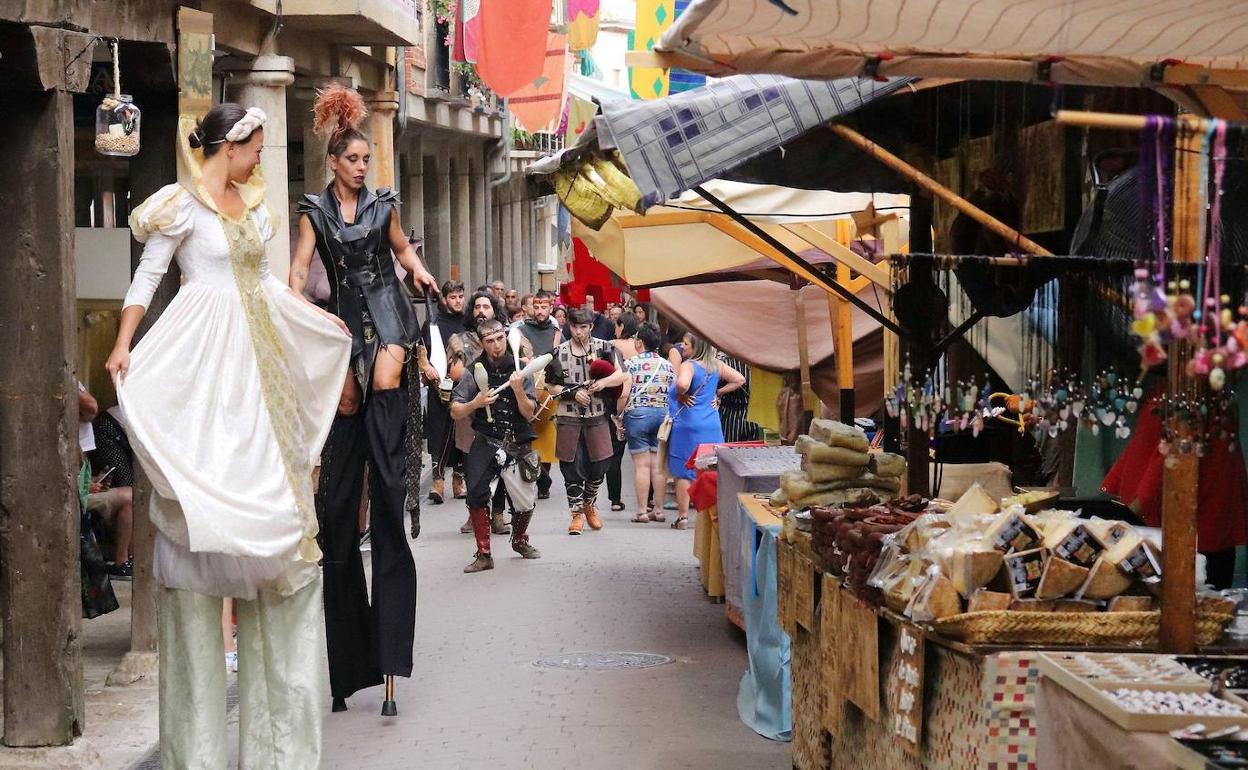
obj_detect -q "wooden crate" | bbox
[794,552,819,633]
[778,538,797,637]
[792,623,832,770]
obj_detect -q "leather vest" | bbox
[297,184,420,361]
[518,318,559,357]
[472,355,535,443]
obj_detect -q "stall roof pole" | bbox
[826,124,1052,257]
[691,185,907,336]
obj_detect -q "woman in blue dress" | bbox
[666,333,745,529]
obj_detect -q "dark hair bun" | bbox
[188,124,205,149]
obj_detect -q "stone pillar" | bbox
[401,135,425,260]
[366,90,399,190]
[302,109,329,193]
[229,55,296,281]
[0,88,83,749]
[469,151,488,289]
[498,187,513,287]
[510,192,524,292]
[434,151,453,281]
[450,149,471,289]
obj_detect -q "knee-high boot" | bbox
[464,506,494,573]
[363,388,417,679]
[510,510,541,559]
[317,413,383,702]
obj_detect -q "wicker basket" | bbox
[931,609,1232,646]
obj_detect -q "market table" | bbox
[1034,678,1171,770]
[736,493,792,741]
[715,446,802,628]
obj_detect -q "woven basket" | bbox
[931,609,1232,646]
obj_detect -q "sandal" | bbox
[630,512,652,523]
[671,516,688,530]
[611,501,626,512]
[651,510,666,523]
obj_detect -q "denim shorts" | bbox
[623,406,666,454]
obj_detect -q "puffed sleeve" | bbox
[124,184,194,311]
[252,202,276,243]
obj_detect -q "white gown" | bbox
[119,182,350,598]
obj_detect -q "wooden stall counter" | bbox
[780,530,1043,770]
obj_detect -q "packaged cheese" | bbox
[803,458,869,482]
[1076,556,1134,600]
[1107,595,1153,612]
[801,443,871,467]
[1043,519,1106,568]
[984,510,1043,553]
[947,483,1000,520]
[907,567,963,621]
[807,419,871,451]
[1001,548,1048,598]
[967,589,1013,612]
[942,548,1005,596]
[1035,556,1090,599]
[1086,519,1134,546]
[872,452,907,479]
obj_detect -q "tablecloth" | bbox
[736,495,791,741]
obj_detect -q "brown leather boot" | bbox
[491,510,511,535]
[464,507,494,573]
[510,511,541,559]
[567,510,585,535]
[452,473,467,499]
[459,516,473,534]
[428,477,445,505]
[584,501,604,531]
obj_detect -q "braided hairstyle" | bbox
[312,84,369,157]
[188,103,248,158]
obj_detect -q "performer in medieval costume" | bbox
[107,103,351,767]
[450,318,543,572]
[545,308,629,534]
[421,280,467,504]
[517,289,561,499]
[289,85,437,716]
[448,289,533,536]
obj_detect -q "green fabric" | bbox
[1072,421,1131,497]
[78,461,91,512]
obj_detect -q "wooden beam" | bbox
[1188,85,1248,122]
[828,124,1051,256]
[782,222,892,287]
[0,88,83,747]
[615,211,708,228]
[794,291,816,408]
[833,263,855,422]
[703,214,842,300]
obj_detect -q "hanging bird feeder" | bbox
[94,39,141,157]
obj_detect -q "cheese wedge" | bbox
[1035,556,1090,599]
[967,589,1013,612]
[1077,556,1134,600]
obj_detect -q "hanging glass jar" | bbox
[94,94,141,157]
[94,41,140,157]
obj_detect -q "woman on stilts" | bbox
[108,103,352,767]
[289,85,439,715]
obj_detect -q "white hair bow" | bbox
[224,107,268,143]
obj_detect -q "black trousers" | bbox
[317,387,417,697]
[605,423,626,503]
[560,433,610,511]
[537,464,553,496]
[426,388,463,478]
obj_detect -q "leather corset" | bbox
[297,184,420,361]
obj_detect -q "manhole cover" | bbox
[534,652,674,671]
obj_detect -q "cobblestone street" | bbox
[318,458,790,770]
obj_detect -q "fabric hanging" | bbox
[476,0,554,97]
[508,32,571,133]
[567,0,601,51]
[629,0,674,100]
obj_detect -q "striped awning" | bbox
[653,0,1248,91]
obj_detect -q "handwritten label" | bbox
[889,625,925,754]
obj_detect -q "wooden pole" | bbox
[0,88,84,747]
[1158,125,1204,654]
[827,124,1052,256]
[795,290,816,409]
[1055,109,1215,133]
[832,263,855,422]
[903,195,934,496]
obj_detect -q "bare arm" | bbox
[78,389,99,422]
[289,215,316,296]
[716,361,746,396]
[675,361,695,394]
[511,373,537,421]
[388,206,438,293]
[450,389,497,421]
[616,376,633,415]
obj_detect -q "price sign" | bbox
[889,624,925,754]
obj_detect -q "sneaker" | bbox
[224,650,239,673]
[359,528,372,552]
[107,558,133,580]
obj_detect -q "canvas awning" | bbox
[574,179,907,288]
[647,0,1248,101]
[651,280,886,415]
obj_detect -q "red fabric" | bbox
[1102,391,1248,552]
[689,471,719,512]
[476,0,554,97]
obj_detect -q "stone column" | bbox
[366,90,400,190]
[510,191,524,292]
[0,88,83,749]
[434,151,453,281]
[229,55,296,281]
[302,108,329,193]
[450,148,471,289]
[469,151,488,290]
[498,187,513,287]
[401,134,425,263]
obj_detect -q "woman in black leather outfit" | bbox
[289,85,438,717]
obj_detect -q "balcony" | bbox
[272,0,422,46]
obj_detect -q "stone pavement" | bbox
[319,456,790,770]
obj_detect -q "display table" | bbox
[736,494,792,741]
[1034,678,1170,770]
[779,530,1043,770]
[715,446,802,628]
